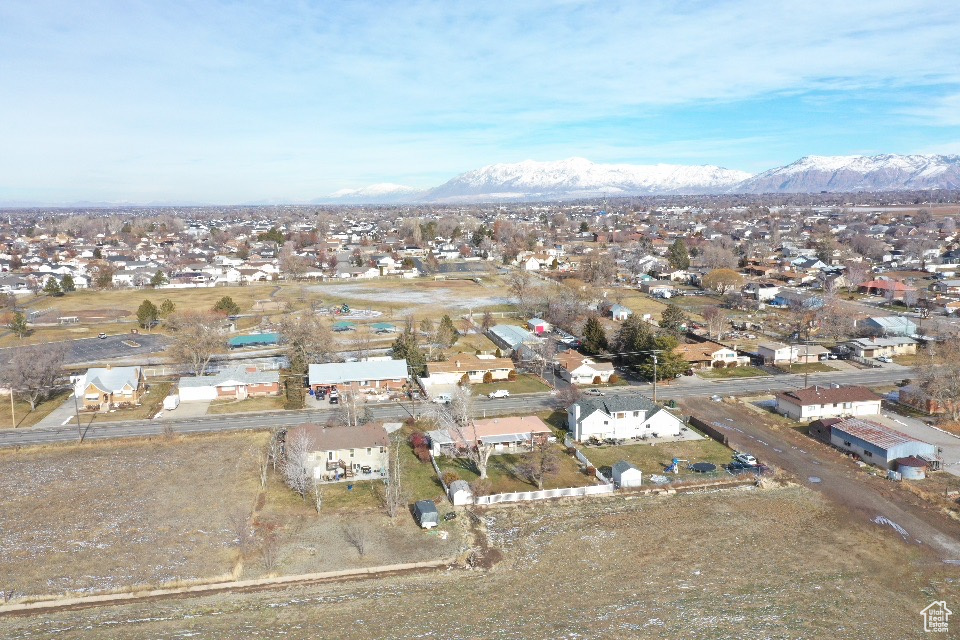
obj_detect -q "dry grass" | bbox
[583,438,734,477]
[0,432,268,598]
[0,389,71,429]
[0,322,133,348]
[10,486,956,638]
[436,444,596,493]
[207,395,285,415]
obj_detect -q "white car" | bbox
[432,393,452,405]
[876,356,893,363]
[733,452,758,466]
[488,390,510,399]
[585,388,605,396]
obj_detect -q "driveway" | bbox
[31,395,82,429]
[155,400,211,419]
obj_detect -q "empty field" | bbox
[308,278,513,316]
[0,432,267,598]
[8,486,955,638]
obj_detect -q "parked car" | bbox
[488,389,510,399]
[585,389,605,396]
[329,395,339,405]
[876,356,893,363]
[733,451,758,466]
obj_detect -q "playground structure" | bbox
[664,458,688,474]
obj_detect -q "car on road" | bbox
[585,389,604,396]
[488,389,510,399]
[733,451,758,466]
[98,333,107,339]
[433,393,452,405]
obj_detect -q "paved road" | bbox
[682,396,960,562]
[0,367,913,449]
[0,333,171,366]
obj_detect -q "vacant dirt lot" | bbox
[0,433,267,598]
[4,486,956,638]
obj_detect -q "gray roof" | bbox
[308,359,408,385]
[448,479,471,494]
[571,394,660,422]
[178,365,279,389]
[82,367,142,393]
[488,324,539,348]
[612,460,638,475]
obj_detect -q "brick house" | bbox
[74,366,146,411]
[177,365,281,402]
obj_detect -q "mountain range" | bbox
[321,154,960,203]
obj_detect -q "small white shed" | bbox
[448,479,473,506]
[612,461,642,488]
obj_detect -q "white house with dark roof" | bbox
[566,395,684,442]
[775,385,882,420]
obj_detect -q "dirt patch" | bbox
[309,281,511,311]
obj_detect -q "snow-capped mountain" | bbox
[315,183,424,204]
[424,157,752,202]
[735,154,960,193]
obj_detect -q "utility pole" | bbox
[652,353,659,404]
[73,386,82,442]
[9,385,15,428]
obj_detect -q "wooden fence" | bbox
[688,416,729,446]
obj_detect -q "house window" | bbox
[616,412,626,419]
[863,451,873,457]
[350,449,355,457]
[328,451,334,461]
[380,447,386,453]
[366,448,371,454]
[633,411,639,417]
[603,420,609,425]
[843,440,852,447]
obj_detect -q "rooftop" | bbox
[832,418,928,451]
[288,422,389,451]
[777,385,881,406]
[308,359,408,385]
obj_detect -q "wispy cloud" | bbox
[1,1,960,202]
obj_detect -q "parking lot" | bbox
[0,333,171,365]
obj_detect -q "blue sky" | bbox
[2,0,960,204]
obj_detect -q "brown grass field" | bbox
[4,485,956,638]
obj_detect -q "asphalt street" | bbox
[0,366,913,449]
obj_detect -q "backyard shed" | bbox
[612,461,643,488]
[448,480,473,506]
[414,500,439,529]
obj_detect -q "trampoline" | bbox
[689,462,717,473]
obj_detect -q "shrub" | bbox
[409,431,428,449]
[712,360,724,368]
[507,369,517,381]
[609,373,620,384]
[460,373,470,385]
[470,478,493,497]
[592,376,602,385]
[482,372,493,384]
[441,470,460,486]
[727,361,739,368]
[413,445,431,464]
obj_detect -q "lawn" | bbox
[698,365,769,379]
[0,389,71,429]
[207,395,285,414]
[582,438,734,478]
[82,380,173,423]
[435,444,595,493]
[776,362,838,374]
[471,373,552,395]
[0,322,133,348]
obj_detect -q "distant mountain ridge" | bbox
[320,153,960,203]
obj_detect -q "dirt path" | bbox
[681,397,960,562]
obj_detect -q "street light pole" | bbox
[652,353,658,404]
[73,387,82,442]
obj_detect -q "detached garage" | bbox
[612,461,642,488]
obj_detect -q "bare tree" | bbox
[277,314,334,370]
[342,521,371,556]
[257,526,282,573]
[167,310,226,376]
[381,431,409,520]
[916,337,960,421]
[507,270,534,314]
[281,428,314,500]
[0,342,67,411]
[227,507,254,552]
[517,438,561,490]
[702,306,729,341]
[481,311,495,331]
[337,389,365,428]
[553,384,582,410]
[350,326,373,361]
[450,384,473,428]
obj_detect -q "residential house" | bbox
[554,352,614,384]
[757,342,827,365]
[775,385,882,420]
[177,365,280,402]
[308,359,409,394]
[742,282,780,302]
[425,353,515,385]
[288,422,390,482]
[567,394,684,442]
[74,366,146,411]
[930,279,960,295]
[428,415,553,457]
[674,341,749,370]
[858,279,916,300]
[845,336,918,359]
[897,385,954,416]
[640,280,675,297]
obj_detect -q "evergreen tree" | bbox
[213,296,240,316]
[659,303,688,336]
[581,316,608,355]
[43,278,63,297]
[634,334,687,381]
[8,311,28,338]
[60,273,76,293]
[391,330,426,377]
[150,270,168,287]
[614,314,651,359]
[667,238,690,270]
[579,221,590,232]
[438,315,459,345]
[136,299,159,328]
[159,298,176,318]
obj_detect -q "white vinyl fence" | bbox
[474,483,614,505]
